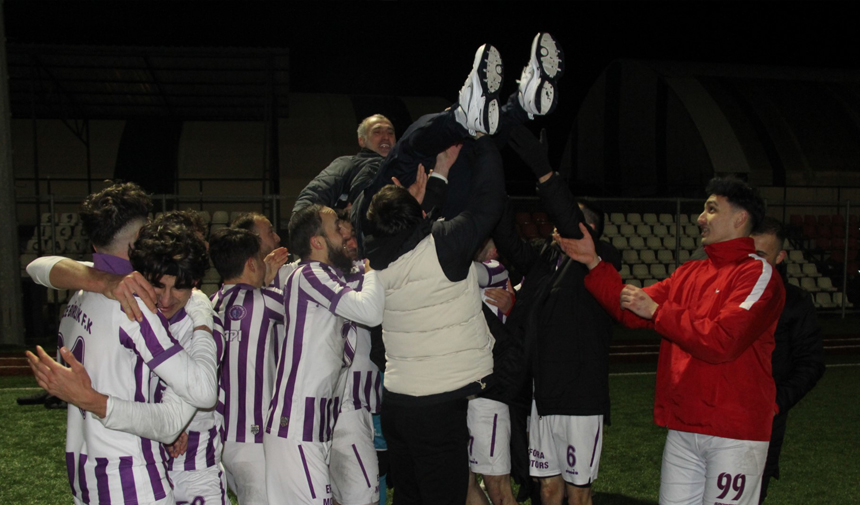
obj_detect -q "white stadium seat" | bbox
[817,277,837,291]
[801,277,820,292]
[788,250,806,264]
[802,263,821,277]
[814,292,835,308]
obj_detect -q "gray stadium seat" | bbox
[627,279,643,288]
[684,224,700,237]
[788,277,800,287]
[644,278,659,287]
[679,214,690,225]
[802,263,821,277]
[622,250,639,264]
[650,264,668,279]
[788,250,806,264]
[629,237,646,250]
[646,237,663,250]
[612,236,628,250]
[636,224,652,237]
[652,224,669,237]
[610,213,625,225]
[604,224,619,237]
[619,264,631,278]
[632,264,650,279]
[680,237,696,250]
[814,292,835,308]
[620,224,636,237]
[817,277,837,291]
[833,292,853,308]
[212,211,229,225]
[678,250,691,262]
[801,277,820,292]
[659,213,674,225]
[786,263,802,278]
[663,236,676,250]
[640,250,658,264]
[657,249,674,264]
[643,213,658,225]
[627,213,642,225]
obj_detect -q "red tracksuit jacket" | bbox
[585,237,785,441]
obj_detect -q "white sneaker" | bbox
[518,32,564,117]
[456,44,504,135]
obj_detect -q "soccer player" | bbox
[25,183,218,505]
[231,212,293,290]
[265,204,384,505]
[209,227,286,505]
[555,177,786,505]
[329,216,384,505]
[750,217,825,503]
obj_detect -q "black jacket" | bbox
[493,174,620,420]
[292,148,383,216]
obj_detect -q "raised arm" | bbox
[301,264,384,327]
[492,198,540,275]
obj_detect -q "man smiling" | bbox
[554,176,786,505]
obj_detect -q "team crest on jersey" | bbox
[250,425,260,435]
[227,305,247,321]
[280,416,289,427]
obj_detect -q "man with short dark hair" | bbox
[209,227,285,505]
[265,204,384,505]
[25,184,219,504]
[556,176,786,505]
[750,217,825,503]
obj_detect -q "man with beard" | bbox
[265,204,384,505]
[231,212,293,289]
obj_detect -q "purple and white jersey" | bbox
[266,260,383,443]
[212,284,285,444]
[476,259,509,322]
[61,254,182,504]
[342,262,382,414]
[270,260,300,292]
[153,308,225,472]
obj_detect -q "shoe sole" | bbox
[534,32,564,81]
[471,44,504,134]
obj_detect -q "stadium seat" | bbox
[788,277,800,287]
[786,263,803,278]
[650,264,668,279]
[801,277,820,292]
[200,283,220,297]
[619,264,631,278]
[612,236,629,250]
[212,211,229,225]
[679,214,690,225]
[643,213,658,225]
[678,250,691,262]
[197,210,211,225]
[680,237,696,250]
[644,278,659,287]
[668,264,676,275]
[629,237,646,250]
[230,212,246,223]
[817,277,837,291]
[652,224,669,237]
[640,250,658,264]
[788,250,806,264]
[209,223,227,237]
[663,236,677,250]
[627,279,642,288]
[657,249,674,264]
[659,213,674,225]
[802,263,821,277]
[814,292,835,308]
[646,237,663,250]
[636,224,652,237]
[604,224,619,237]
[833,292,853,308]
[684,224,700,237]
[690,213,699,224]
[632,264,650,279]
[610,213,625,225]
[622,250,639,264]
[627,213,642,225]
[620,224,636,237]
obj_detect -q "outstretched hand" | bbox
[25,345,107,418]
[393,164,430,204]
[620,285,659,320]
[553,223,600,269]
[105,271,157,322]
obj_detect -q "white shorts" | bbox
[660,429,769,505]
[222,441,268,505]
[170,464,227,505]
[467,398,511,476]
[528,400,603,486]
[330,408,379,505]
[263,433,332,505]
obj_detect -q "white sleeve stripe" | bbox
[739,255,773,310]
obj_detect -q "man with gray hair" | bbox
[292,114,396,216]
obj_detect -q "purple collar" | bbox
[92,253,134,276]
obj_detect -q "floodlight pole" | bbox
[0,1,26,346]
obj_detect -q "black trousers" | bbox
[381,396,470,505]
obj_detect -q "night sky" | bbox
[5,1,859,191]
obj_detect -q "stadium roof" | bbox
[7,44,290,121]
